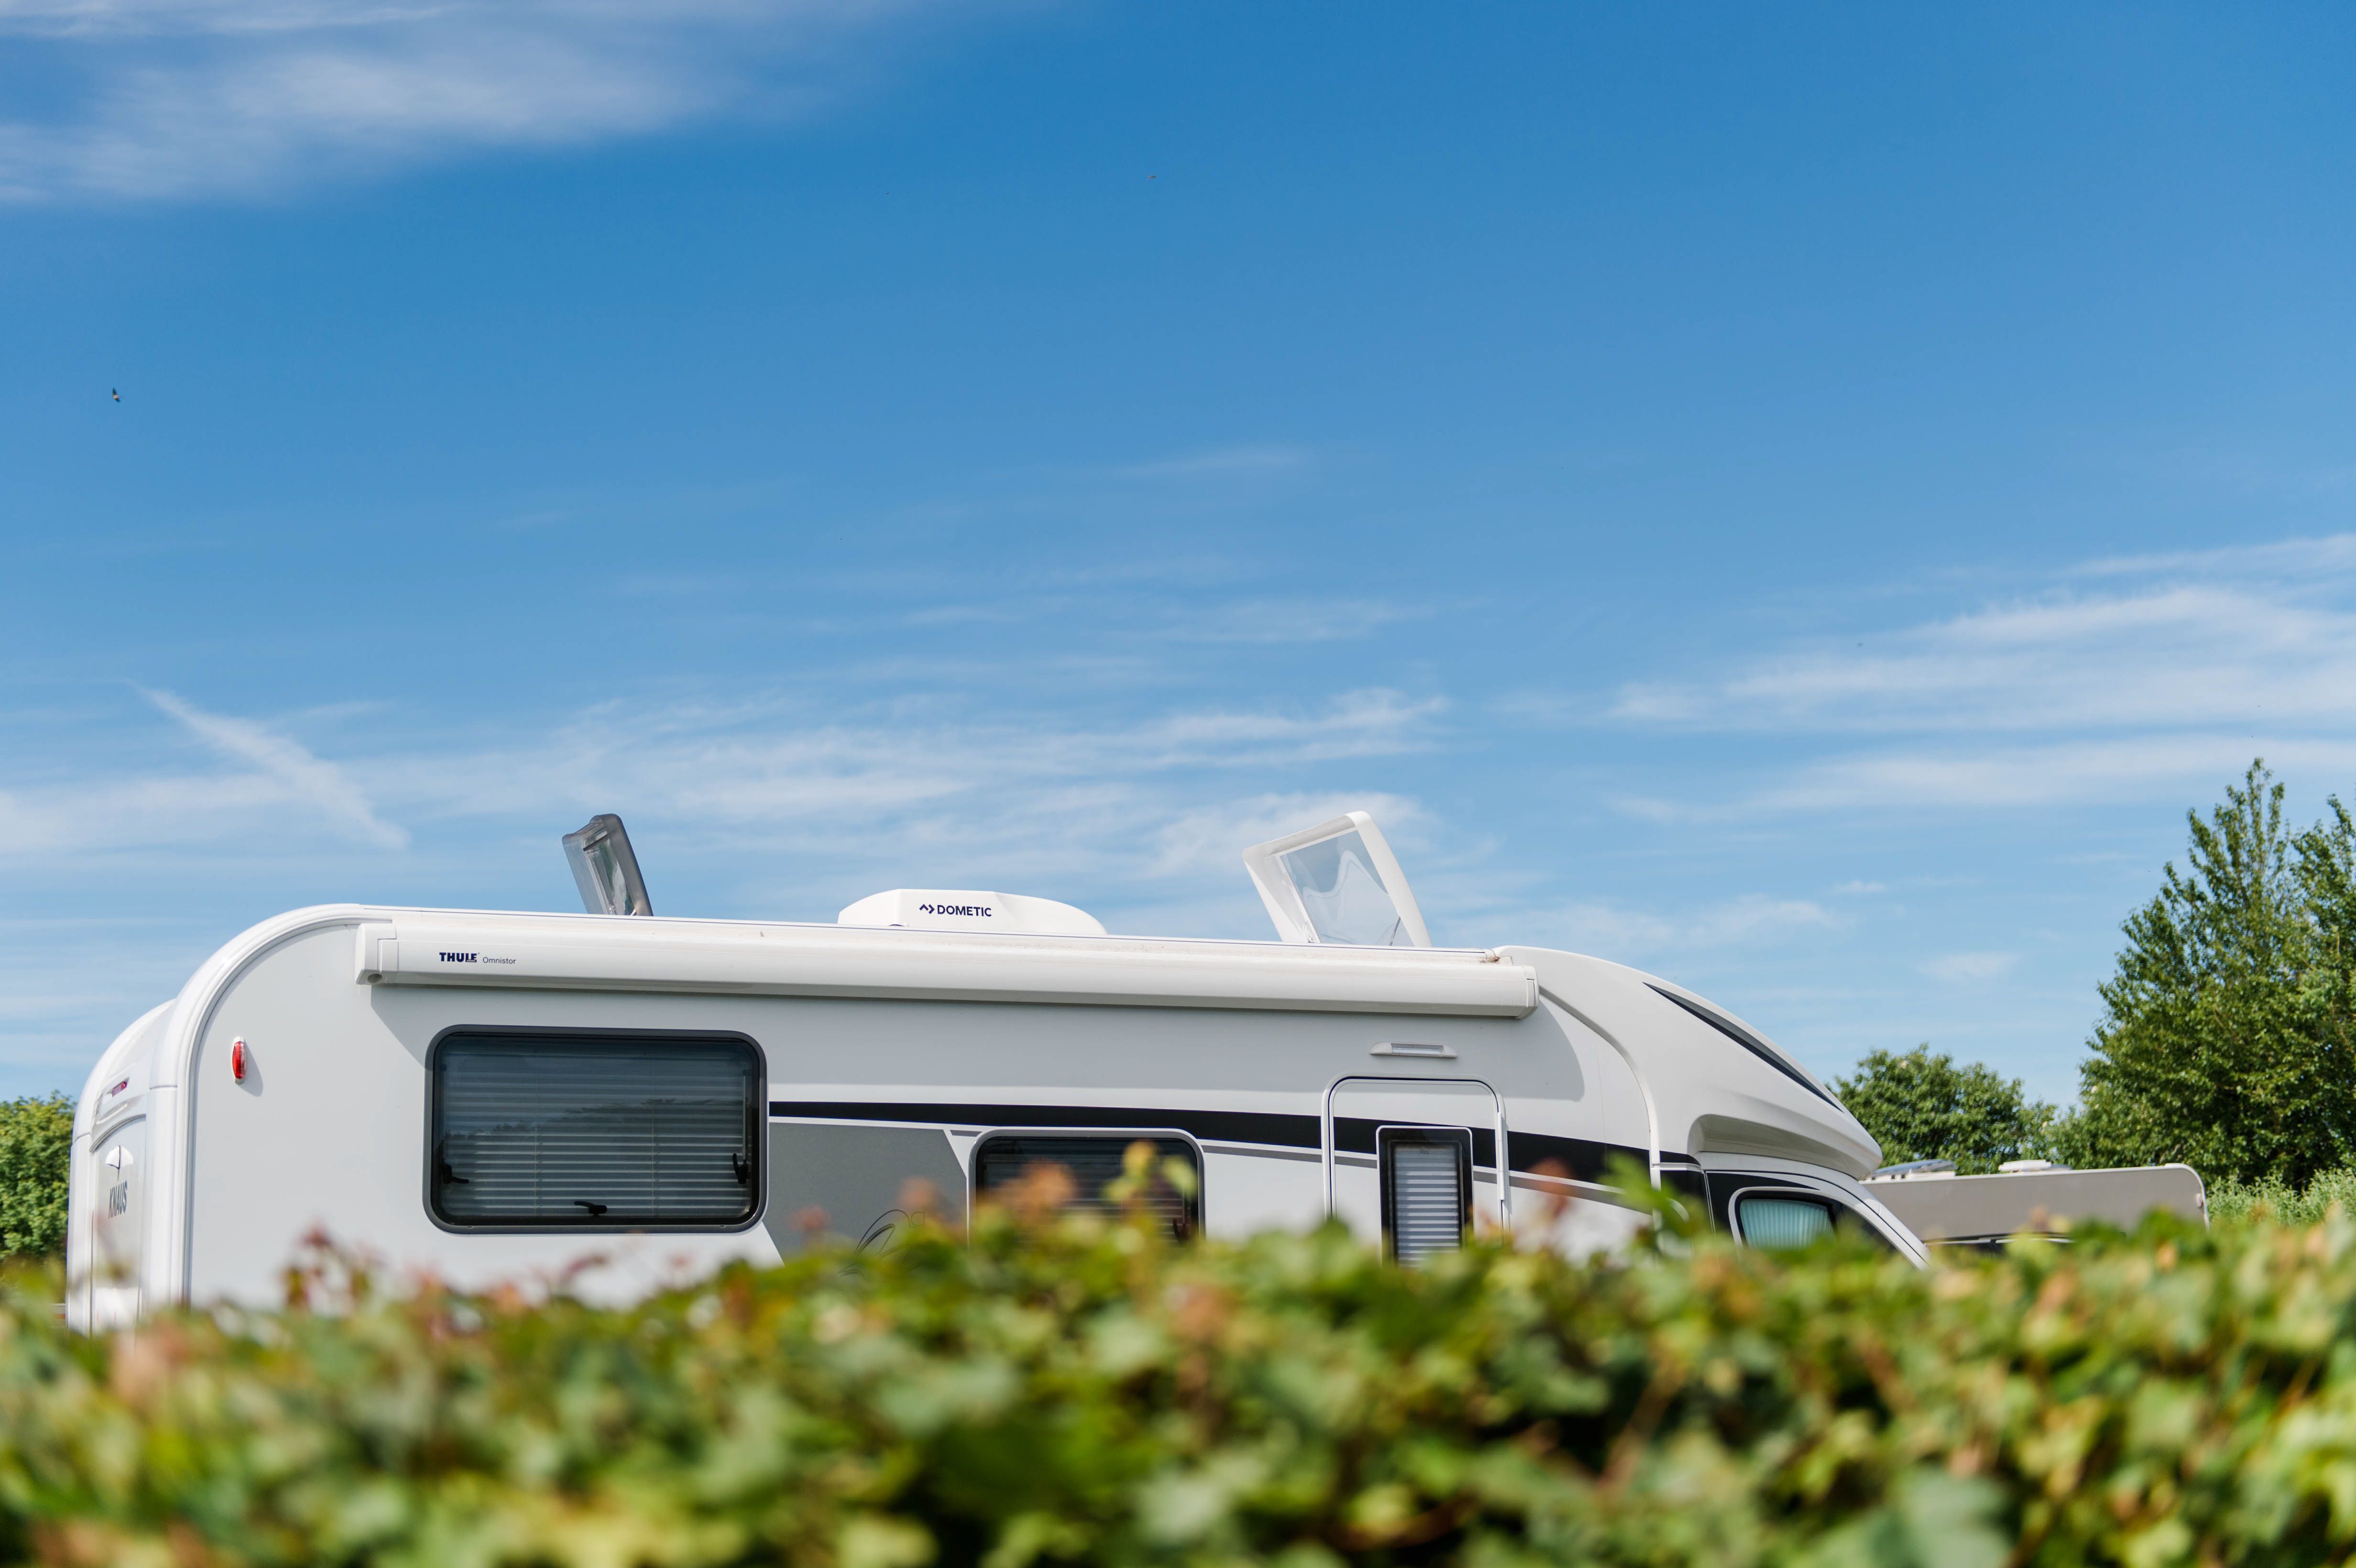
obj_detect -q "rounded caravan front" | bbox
[68,811,1920,1325]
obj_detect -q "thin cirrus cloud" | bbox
[142,686,409,848]
[1745,735,2356,815]
[0,0,973,201]
[0,686,404,857]
[1148,791,1423,878]
[1920,951,2017,984]
[1614,583,2356,732]
[380,686,1446,885]
[1593,534,2356,817]
[0,685,1444,879]
[1536,895,1842,962]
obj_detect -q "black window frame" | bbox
[969,1128,1204,1238]
[425,1026,766,1235]
[1378,1123,1473,1263]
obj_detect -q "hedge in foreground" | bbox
[4,1199,2356,1567]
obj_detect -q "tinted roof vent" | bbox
[837,889,1107,938]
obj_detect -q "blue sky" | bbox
[7,2,2356,1107]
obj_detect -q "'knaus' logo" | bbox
[918,904,992,918]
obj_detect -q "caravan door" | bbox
[89,1117,146,1330]
[1324,1077,1505,1262]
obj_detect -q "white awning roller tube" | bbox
[356,918,1539,1017]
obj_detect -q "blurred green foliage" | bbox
[0,1093,71,1259]
[7,1195,2356,1566]
[1833,1046,2055,1174]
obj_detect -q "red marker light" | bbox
[230,1039,247,1081]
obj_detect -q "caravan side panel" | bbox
[153,911,1671,1307]
[184,925,786,1304]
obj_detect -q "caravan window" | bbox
[1734,1195,1835,1250]
[1379,1125,1472,1263]
[1728,1189,1896,1253]
[429,1032,761,1230]
[971,1132,1201,1238]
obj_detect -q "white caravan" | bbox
[68,812,1920,1328]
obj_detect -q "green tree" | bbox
[0,1094,70,1259]
[1832,1045,2056,1174]
[2061,762,2356,1186]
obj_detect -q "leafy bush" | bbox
[2063,761,2356,1184]
[2207,1161,2356,1227]
[0,1093,72,1259]
[4,1192,2356,1566]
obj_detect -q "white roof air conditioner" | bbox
[837,889,1108,938]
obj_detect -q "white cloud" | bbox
[1537,895,1840,962]
[2071,533,2356,580]
[0,690,406,855]
[143,686,409,848]
[1831,880,1885,894]
[0,0,970,200]
[1747,735,2356,814]
[1611,534,2356,734]
[1591,532,2356,816]
[1609,734,2356,821]
[387,689,1444,895]
[1148,792,1423,877]
[0,686,1442,890]
[1920,951,2017,983]
[0,771,324,854]
[1614,580,2356,734]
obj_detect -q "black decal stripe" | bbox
[769,1100,1322,1150]
[1509,1130,1659,1186]
[1645,984,1841,1109]
[1335,1122,1653,1185]
[769,1100,1658,1184]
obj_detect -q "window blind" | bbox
[1374,1124,1472,1263]
[1736,1195,1836,1251]
[432,1035,757,1228]
[971,1133,1200,1238]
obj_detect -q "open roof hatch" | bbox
[563,813,653,916]
[1243,810,1432,947]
